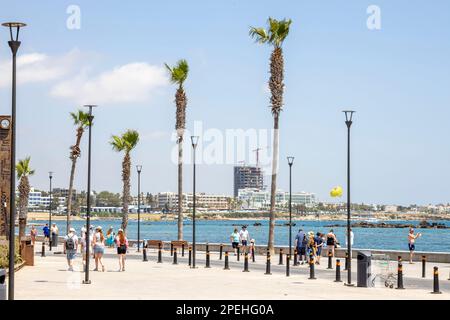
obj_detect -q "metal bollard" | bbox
[206,243,209,254]
[41,242,45,257]
[431,266,442,294]
[219,244,223,260]
[243,252,249,272]
[188,246,192,266]
[327,250,333,269]
[205,251,211,268]
[344,251,349,270]
[265,250,271,275]
[308,253,316,280]
[173,248,178,265]
[279,249,283,265]
[170,243,174,256]
[334,259,342,282]
[182,243,185,257]
[237,246,240,261]
[251,247,255,263]
[286,254,290,277]
[293,249,298,266]
[422,256,426,278]
[396,260,404,289]
[224,251,230,270]
[157,243,162,263]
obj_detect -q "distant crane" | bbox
[252,146,270,167]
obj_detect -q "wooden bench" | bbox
[146,240,163,249]
[170,240,189,256]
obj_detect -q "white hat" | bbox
[96,226,102,230]
[69,227,76,232]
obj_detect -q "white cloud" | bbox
[50,62,169,105]
[0,49,84,87]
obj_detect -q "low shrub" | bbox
[0,237,23,269]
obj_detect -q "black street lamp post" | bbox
[343,110,355,286]
[287,157,294,259]
[3,21,26,301]
[48,172,53,251]
[136,165,142,252]
[190,136,199,269]
[83,104,96,284]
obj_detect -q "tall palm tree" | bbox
[67,110,90,232]
[110,130,140,231]
[16,157,35,238]
[250,17,292,253]
[165,59,189,240]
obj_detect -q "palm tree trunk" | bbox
[66,159,77,232]
[18,177,29,239]
[121,152,131,231]
[177,137,183,240]
[268,114,279,254]
[67,127,83,232]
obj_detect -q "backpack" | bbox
[66,235,75,250]
[301,234,308,247]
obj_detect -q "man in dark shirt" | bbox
[43,223,50,242]
[294,229,307,265]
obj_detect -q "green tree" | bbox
[165,59,189,241]
[110,130,140,231]
[250,17,292,253]
[67,110,90,230]
[16,157,35,238]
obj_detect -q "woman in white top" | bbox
[92,226,106,272]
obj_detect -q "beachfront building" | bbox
[233,165,264,197]
[156,192,232,211]
[237,188,316,210]
[23,188,66,208]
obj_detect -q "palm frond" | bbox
[249,27,269,44]
[110,135,125,152]
[16,156,35,179]
[165,59,189,86]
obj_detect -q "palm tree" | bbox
[67,110,90,232]
[250,17,292,253]
[110,130,140,231]
[16,157,35,238]
[165,59,189,240]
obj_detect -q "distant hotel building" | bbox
[238,188,316,210]
[156,192,231,211]
[233,165,264,197]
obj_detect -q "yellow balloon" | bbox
[330,186,343,197]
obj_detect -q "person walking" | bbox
[43,223,50,244]
[30,225,37,246]
[239,225,250,254]
[345,228,354,247]
[326,229,338,257]
[51,223,59,247]
[408,228,422,264]
[64,227,78,271]
[306,231,317,263]
[230,228,240,255]
[314,232,325,264]
[106,227,115,248]
[93,226,106,272]
[294,229,307,265]
[115,229,128,272]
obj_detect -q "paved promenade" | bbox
[14,245,450,300]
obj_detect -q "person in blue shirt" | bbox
[43,224,50,243]
[294,229,307,265]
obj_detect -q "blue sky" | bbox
[1,0,449,205]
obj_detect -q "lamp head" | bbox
[49,171,53,179]
[287,156,295,166]
[191,136,199,148]
[2,22,26,42]
[342,110,356,127]
[136,165,142,173]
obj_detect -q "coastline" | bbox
[26,211,450,222]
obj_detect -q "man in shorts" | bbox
[64,227,78,271]
[408,228,421,264]
[295,229,307,265]
[239,226,250,254]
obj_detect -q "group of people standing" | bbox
[63,225,129,272]
[294,228,354,264]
